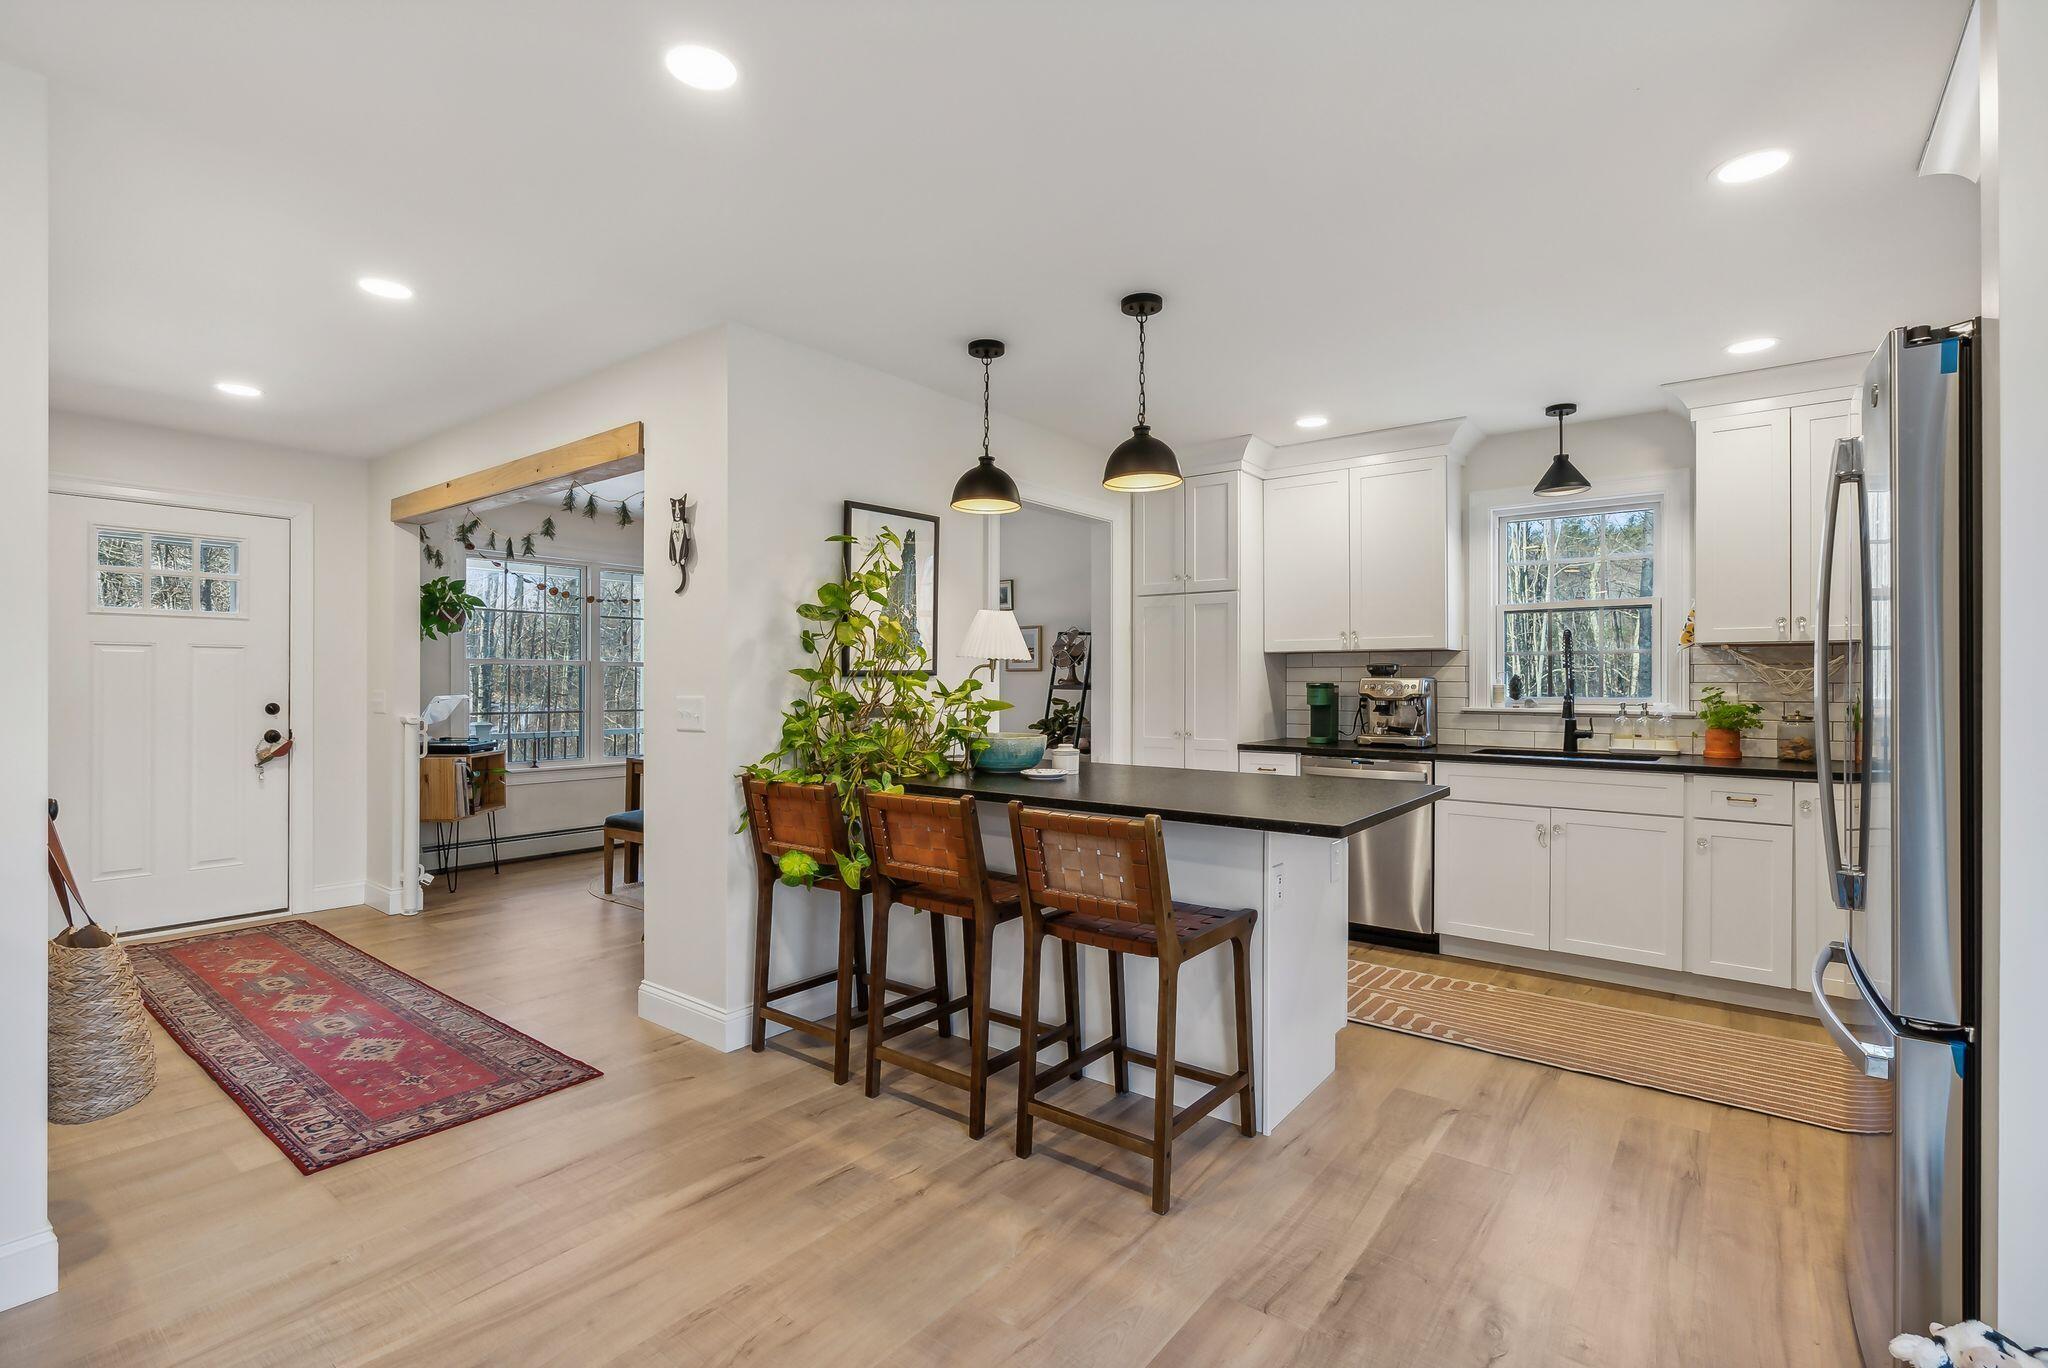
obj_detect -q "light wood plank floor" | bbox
[8,855,1858,1367]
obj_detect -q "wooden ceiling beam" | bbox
[389,421,645,524]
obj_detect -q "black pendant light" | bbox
[1102,292,1183,492]
[950,339,1021,515]
[1534,401,1591,497]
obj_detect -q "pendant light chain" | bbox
[982,356,993,460]
[1136,314,1148,425]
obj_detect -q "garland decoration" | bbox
[417,482,641,605]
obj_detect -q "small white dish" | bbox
[1018,766,1069,780]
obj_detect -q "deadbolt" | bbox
[264,702,281,715]
[263,729,282,744]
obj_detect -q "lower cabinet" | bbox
[1549,810,1686,970]
[1435,799,1554,949]
[1434,765,1806,993]
[1238,750,1300,776]
[1684,818,1795,987]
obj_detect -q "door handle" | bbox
[1811,943,1893,1079]
[1722,794,1760,806]
[263,729,283,745]
[1813,434,1871,910]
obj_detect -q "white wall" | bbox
[1461,408,1694,493]
[417,494,644,868]
[1982,0,2047,1336]
[998,503,1100,730]
[48,412,371,907]
[0,56,55,1313]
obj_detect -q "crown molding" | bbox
[1660,354,1869,418]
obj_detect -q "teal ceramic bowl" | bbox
[974,732,1047,772]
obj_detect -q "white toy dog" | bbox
[1891,1321,2048,1368]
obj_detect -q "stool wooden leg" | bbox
[966,911,995,1139]
[929,913,953,1039]
[1107,949,1131,1094]
[1060,939,1081,1062]
[831,884,859,1086]
[1231,932,1257,1137]
[1014,912,1043,1159]
[1150,962,1180,1216]
[750,867,774,1053]
[602,833,616,895]
[851,902,870,1015]
[864,886,893,1098]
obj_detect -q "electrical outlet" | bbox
[675,694,706,732]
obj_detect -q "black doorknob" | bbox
[263,729,282,744]
[264,702,281,715]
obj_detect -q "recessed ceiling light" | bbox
[1295,414,1330,429]
[664,44,738,90]
[1711,148,1791,184]
[1725,336,1780,356]
[213,380,262,398]
[357,276,414,301]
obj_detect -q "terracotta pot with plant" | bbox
[1697,686,1765,760]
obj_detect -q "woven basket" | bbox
[46,811,156,1125]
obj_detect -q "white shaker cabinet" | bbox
[1548,810,1686,970]
[1133,471,1238,596]
[1788,399,1863,642]
[1261,468,1352,650]
[1262,455,1463,652]
[1351,458,1463,651]
[1131,591,1241,771]
[1434,799,1552,949]
[1694,408,1794,643]
[1684,817,1795,987]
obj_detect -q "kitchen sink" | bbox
[1471,747,1670,763]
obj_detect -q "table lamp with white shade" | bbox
[961,607,1031,680]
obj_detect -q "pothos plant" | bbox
[740,530,1008,889]
[421,575,484,641]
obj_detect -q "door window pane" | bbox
[199,578,238,613]
[150,536,194,571]
[97,531,144,567]
[200,540,239,574]
[98,571,144,608]
[150,574,194,612]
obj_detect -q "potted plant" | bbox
[421,574,484,640]
[740,530,1007,888]
[1696,686,1764,760]
[1029,698,1079,747]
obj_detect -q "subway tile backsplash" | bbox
[1279,643,1851,759]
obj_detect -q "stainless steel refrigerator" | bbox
[1811,321,1981,1364]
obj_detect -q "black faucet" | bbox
[1559,629,1594,754]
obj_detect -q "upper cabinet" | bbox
[1263,453,1463,652]
[1674,362,1865,646]
[1134,471,1238,595]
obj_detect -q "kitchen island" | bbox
[902,760,1445,1134]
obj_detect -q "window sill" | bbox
[1457,704,1699,720]
[504,759,632,786]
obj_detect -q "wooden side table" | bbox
[420,746,507,890]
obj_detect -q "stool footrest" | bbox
[765,968,841,1002]
[1025,1099,1153,1156]
[872,1045,972,1093]
[1122,1047,1232,1089]
[1171,1074,1250,1138]
[1027,1037,1119,1093]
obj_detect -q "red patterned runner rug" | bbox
[1348,957,1890,1135]
[129,920,601,1172]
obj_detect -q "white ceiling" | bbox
[0,0,1979,459]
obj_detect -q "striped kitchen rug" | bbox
[1347,958,1890,1134]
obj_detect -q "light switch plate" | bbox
[369,690,387,715]
[675,694,706,732]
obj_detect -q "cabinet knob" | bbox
[1551,823,1565,838]
[1535,823,1548,847]
[1697,836,1710,850]
[1800,799,1814,815]
[1776,616,1788,637]
[1796,615,1808,634]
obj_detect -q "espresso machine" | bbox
[1354,675,1436,746]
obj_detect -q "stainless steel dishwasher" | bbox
[1302,755,1434,944]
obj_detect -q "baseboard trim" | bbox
[363,880,403,916]
[311,880,368,912]
[1435,936,1819,1017]
[0,1226,58,1313]
[638,980,750,1053]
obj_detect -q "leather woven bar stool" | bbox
[1007,802,1257,1215]
[861,790,1080,1139]
[744,777,927,1085]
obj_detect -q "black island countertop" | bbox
[1239,737,1844,781]
[902,760,1445,839]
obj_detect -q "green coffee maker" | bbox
[1305,681,1340,745]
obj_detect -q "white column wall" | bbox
[0,56,56,1312]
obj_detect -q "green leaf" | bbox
[777,850,821,887]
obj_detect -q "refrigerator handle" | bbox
[1812,943,1894,1079]
[1813,435,1869,910]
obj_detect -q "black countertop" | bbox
[902,761,1445,839]
[1238,737,1840,782]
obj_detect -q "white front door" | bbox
[49,494,291,931]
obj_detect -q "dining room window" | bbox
[462,557,589,765]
